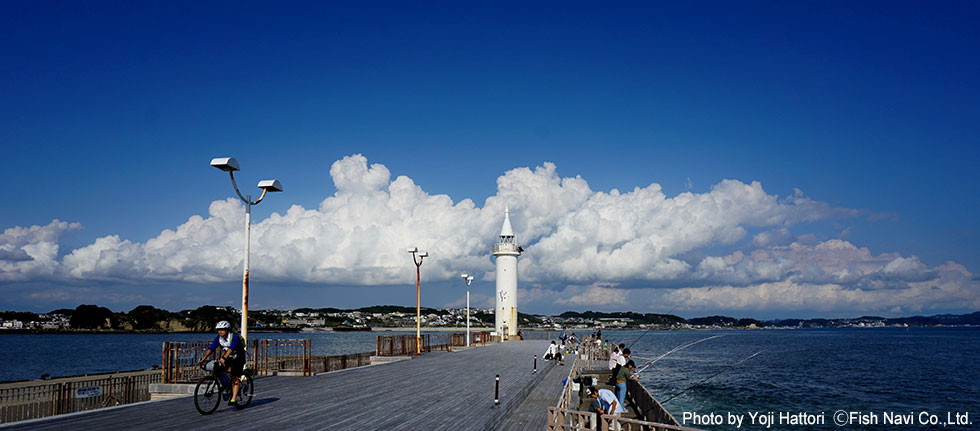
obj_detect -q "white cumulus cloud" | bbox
[1,154,974,316]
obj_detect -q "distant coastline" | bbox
[2,304,978,333]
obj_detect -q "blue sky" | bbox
[1,1,978,318]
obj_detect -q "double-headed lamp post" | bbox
[460,273,475,347]
[407,247,428,354]
[211,157,282,345]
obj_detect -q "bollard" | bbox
[533,355,537,374]
[493,374,500,408]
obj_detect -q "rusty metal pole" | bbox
[211,158,280,352]
[242,197,251,345]
[415,260,421,355]
[409,251,425,355]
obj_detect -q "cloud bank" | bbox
[1,154,976,315]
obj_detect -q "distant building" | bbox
[2,320,24,329]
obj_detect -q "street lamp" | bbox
[211,157,282,345]
[407,247,428,354]
[460,273,475,347]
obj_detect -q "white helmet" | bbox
[215,321,231,330]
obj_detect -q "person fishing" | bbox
[615,359,638,405]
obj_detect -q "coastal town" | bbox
[2,305,977,332]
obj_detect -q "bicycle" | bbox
[194,359,255,415]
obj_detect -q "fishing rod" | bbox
[624,303,681,349]
[634,335,723,374]
[661,350,763,404]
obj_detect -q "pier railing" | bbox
[547,407,596,430]
[469,330,492,345]
[0,369,161,424]
[376,334,428,356]
[600,415,703,431]
[376,332,492,356]
[548,336,691,431]
[626,379,680,426]
[310,352,373,374]
[556,356,583,410]
[162,339,374,382]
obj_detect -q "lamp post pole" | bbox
[211,157,282,345]
[242,195,251,343]
[460,273,474,347]
[407,248,428,355]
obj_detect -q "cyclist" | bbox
[199,320,245,405]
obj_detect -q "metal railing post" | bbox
[493,374,500,408]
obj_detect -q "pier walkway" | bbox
[4,340,559,431]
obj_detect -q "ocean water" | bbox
[604,327,980,430]
[0,331,407,382]
[2,328,977,429]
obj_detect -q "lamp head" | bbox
[210,157,240,172]
[418,251,428,258]
[460,273,469,279]
[257,179,283,192]
[467,276,474,282]
[407,247,418,253]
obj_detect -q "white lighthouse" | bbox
[492,207,522,340]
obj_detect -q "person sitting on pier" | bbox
[545,340,563,365]
[615,359,638,406]
[199,320,246,405]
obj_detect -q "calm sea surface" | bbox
[1,328,977,429]
[605,327,979,430]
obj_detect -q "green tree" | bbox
[70,304,115,329]
[128,305,176,330]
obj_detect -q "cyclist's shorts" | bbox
[220,357,245,377]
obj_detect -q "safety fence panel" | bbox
[161,341,213,383]
[469,330,493,345]
[626,379,679,426]
[0,370,161,424]
[450,333,467,347]
[375,334,432,356]
[556,356,583,410]
[251,339,312,376]
[547,407,596,430]
[600,415,703,431]
[163,339,315,382]
[310,352,374,374]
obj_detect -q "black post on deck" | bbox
[533,355,537,374]
[493,374,500,408]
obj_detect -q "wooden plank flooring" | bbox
[498,356,574,431]
[4,340,556,431]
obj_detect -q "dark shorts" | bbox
[218,356,245,377]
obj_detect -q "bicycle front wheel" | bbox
[235,373,254,408]
[194,376,221,415]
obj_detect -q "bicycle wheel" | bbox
[194,376,221,415]
[234,372,254,408]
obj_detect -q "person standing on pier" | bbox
[199,321,246,405]
[615,359,638,406]
[608,346,620,370]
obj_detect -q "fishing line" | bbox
[623,303,681,349]
[661,350,763,405]
[634,335,723,374]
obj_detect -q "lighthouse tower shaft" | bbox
[492,208,521,340]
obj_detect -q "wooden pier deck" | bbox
[3,340,560,431]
